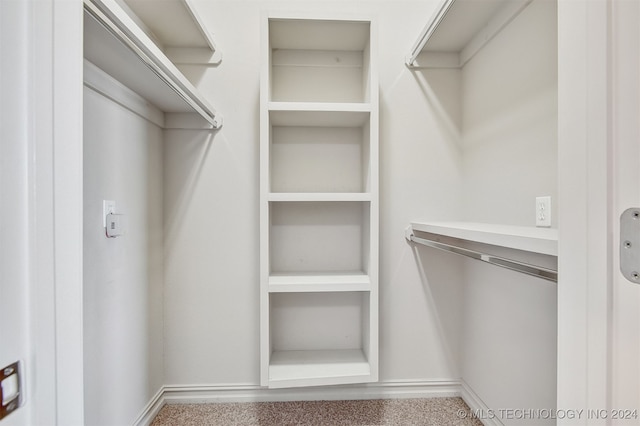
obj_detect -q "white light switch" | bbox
[106,213,124,238]
[1,373,18,405]
[103,200,115,227]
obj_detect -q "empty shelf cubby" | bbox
[269,201,371,275]
[269,19,372,103]
[269,110,372,194]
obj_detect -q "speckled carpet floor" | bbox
[150,397,483,425]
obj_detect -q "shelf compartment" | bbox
[271,49,367,103]
[270,114,371,193]
[270,201,371,275]
[269,272,371,293]
[270,125,367,193]
[269,18,371,103]
[268,291,373,388]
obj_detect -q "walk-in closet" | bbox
[2,0,639,425]
[81,1,558,423]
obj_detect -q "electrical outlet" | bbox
[536,196,551,227]
[103,200,115,227]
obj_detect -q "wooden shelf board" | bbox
[269,273,371,292]
[409,0,532,68]
[425,0,507,53]
[269,103,371,127]
[410,221,558,256]
[268,193,372,202]
[121,0,215,50]
[268,349,372,388]
[84,11,188,112]
[269,101,371,112]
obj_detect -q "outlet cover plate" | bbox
[536,196,551,227]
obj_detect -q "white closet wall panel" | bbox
[404,0,558,420]
[460,261,557,422]
[458,0,558,422]
[162,126,260,385]
[83,86,164,426]
[461,0,558,226]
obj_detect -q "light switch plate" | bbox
[103,200,115,227]
[106,213,123,238]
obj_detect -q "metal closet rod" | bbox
[407,232,558,283]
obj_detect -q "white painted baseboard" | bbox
[132,387,166,426]
[133,379,462,426]
[459,379,504,426]
[133,379,510,426]
[164,379,460,404]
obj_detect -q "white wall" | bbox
[459,1,558,423]
[461,0,558,227]
[1,1,84,423]
[83,84,164,425]
[162,0,465,386]
[0,1,31,424]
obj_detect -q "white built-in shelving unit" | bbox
[83,0,222,129]
[260,14,379,388]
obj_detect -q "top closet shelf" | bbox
[408,221,557,256]
[406,0,532,68]
[118,0,221,64]
[267,17,373,104]
[84,0,222,129]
